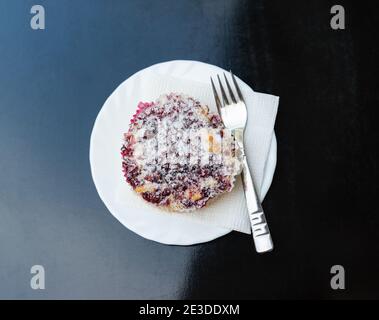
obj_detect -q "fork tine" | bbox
[230,70,244,102]
[217,74,229,105]
[223,73,237,103]
[210,77,223,116]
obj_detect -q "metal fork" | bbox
[211,72,274,253]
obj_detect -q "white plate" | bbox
[90,60,276,245]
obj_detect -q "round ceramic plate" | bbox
[90,60,277,245]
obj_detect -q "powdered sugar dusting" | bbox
[121,93,242,212]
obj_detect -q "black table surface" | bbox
[0,0,378,299]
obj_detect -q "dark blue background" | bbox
[0,0,378,299]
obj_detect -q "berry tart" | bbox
[121,93,242,212]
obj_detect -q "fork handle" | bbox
[241,156,274,253]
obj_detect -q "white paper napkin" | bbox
[118,72,279,234]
